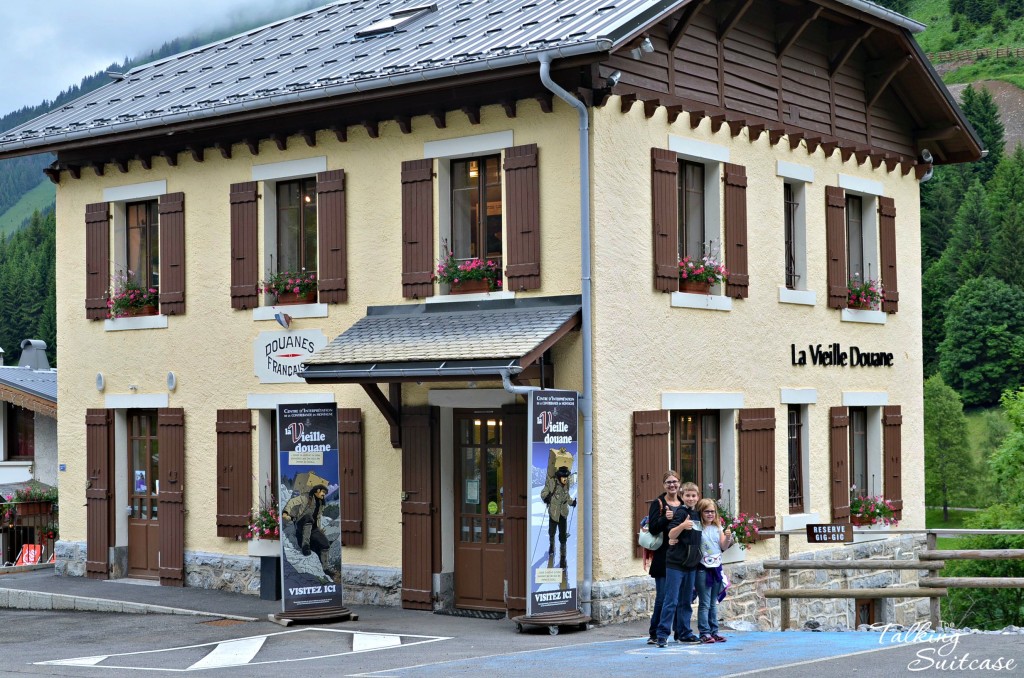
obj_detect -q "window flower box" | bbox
[124,304,159,317]
[847,275,883,311]
[247,538,281,558]
[108,271,159,319]
[274,290,317,305]
[260,270,317,306]
[450,279,492,295]
[679,279,712,295]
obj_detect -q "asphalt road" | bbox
[3,609,1021,677]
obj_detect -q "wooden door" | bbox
[453,410,506,611]
[400,407,436,610]
[127,410,160,578]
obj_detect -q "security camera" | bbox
[920,148,933,164]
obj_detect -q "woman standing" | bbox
[645,470,684,644]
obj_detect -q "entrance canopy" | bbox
[301,295,581,384]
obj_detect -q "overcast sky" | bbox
[0,0,317,116]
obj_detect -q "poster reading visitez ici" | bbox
[527,390,579,616]
[276,404,343,614]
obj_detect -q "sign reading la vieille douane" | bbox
[791,343,894,368]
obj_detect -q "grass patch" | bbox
[0,180,55,237]
[926,507,977,550]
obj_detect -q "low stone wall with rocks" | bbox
[55,541,402,605]
[592,535,928,629]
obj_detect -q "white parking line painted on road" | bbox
[35,628,451,671]
[187,636,267,670]
[353,633,403,652]
[42,655,108,666]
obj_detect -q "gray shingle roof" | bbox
[0,367,57,403]
[0,0,678,152]
[305,296,580,367]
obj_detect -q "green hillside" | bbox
[0,179,55,237]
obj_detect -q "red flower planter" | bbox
[679,279,712,294]
[124,304,158,317]
[275,290,317,305]
[851,516,875,527]
[451,279,492,295]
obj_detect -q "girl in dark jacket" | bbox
[645,470,684,644]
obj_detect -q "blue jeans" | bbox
[656,567,696,641]
[648,576,666,638]
[696,568,722,635]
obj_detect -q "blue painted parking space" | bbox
[380,632,895,677]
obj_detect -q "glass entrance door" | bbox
[453,411,505,610]
[127,410,160,578]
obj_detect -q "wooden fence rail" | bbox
[762,528,1024,630]
[927,46,1024,64]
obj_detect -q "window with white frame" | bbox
[839,180,879,287]
[126,200,159,292]
[451,155,503,267]
[254,157,327,305]
[668,136,725,264]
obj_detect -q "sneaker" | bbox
[711,633,727,643]
[657,639,667,648]
[699,634,715,644]
[647,636,657,645]
[679,634,700,644]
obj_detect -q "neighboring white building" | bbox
[0,340,58,488]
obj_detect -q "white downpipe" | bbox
[538,55,594,618]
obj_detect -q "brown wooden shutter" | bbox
[229,181,259,309]
[633,410,670,557]
[504,144,541,291]
[651,149,680,292]
[883,405,903,520]
[338,407,364,546]
[215,410,252,539]
[158,192,186,315]
[830,406,850,524]
[157,408,186,586]
[825,186,848,309]
[85,202,110,320]
[317,169,348,304]
[878,197,899,313]
[400,406,437,609]
[723,163,749,299]
[502,403,528,617]
[737,408,776,537]
[401,160,434,299]
[85,409,114,579]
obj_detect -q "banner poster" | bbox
[277,403,343,614]
[526,390,579,616]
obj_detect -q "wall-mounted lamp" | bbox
[167,372,177,392]
[630,36,654,59]
[96,373,105,392]
[274,312,293,329]
[128,384,138,392]
[920,148,933,164]
[605,70,622,88]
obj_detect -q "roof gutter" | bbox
[0,40,613,156]
[301,361,522,382]
[538,53,595,620]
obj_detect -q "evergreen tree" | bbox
[959,85,1005,186]
[985,145,1024,233]
[924,374,973,520]
[921,182,991,375]
[938,276,1024,406]
[992,202,1024,287]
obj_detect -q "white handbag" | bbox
[639,528,663,550]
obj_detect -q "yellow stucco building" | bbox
[0,0,981,628]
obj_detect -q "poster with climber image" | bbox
[527,390,579,616]
[277,403,343,614]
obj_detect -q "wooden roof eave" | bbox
[0,383,56,419]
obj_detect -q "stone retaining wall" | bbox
[592,535,929,629]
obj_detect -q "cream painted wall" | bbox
[589,99,925,581]
[54,101,583,568]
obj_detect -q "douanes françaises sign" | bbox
[791,343,894,368]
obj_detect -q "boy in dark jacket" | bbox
[654,481,702,647]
